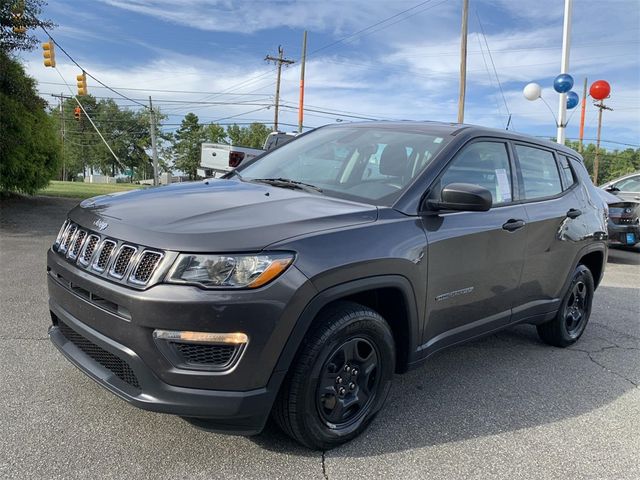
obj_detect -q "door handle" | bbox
[566,208,582,219]
[502,219,526,232]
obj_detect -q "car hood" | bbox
[68,179,378,251]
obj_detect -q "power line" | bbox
[195,0,450,103]
[37,24,148,108]
[476,10,511,129]
[36,81,276,97]
[51,67,126,169]
[475,31,503,122]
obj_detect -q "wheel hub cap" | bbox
[316,337,380,426]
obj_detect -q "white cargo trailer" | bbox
[198,143,263,177]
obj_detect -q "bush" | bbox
[0,50,60,194]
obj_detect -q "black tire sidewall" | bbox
[298,310,395,447]
[558,265,594,342]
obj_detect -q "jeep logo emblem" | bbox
[93,219,108,231]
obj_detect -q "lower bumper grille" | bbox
[58,320,140,389]
[170,342,237,368]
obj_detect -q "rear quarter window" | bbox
[558,155,577,190]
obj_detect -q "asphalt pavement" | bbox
[1,195,638,479]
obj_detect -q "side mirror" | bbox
[427,183,493,212]
[605,185,620,193]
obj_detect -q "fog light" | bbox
[153,330,248,345]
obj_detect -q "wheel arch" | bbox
[272,275,420,378]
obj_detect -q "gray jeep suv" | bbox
[47,122,608,449]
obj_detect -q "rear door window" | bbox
[515,145,563,200]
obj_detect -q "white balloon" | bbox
[523,82,542,101]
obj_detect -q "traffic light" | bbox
[76,72,88,96]
[42,40,56,68]
[74,106,81,121]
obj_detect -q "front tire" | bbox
[273,301,395,450]
[537,264,594,347]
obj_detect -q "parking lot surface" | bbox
[1,196,638,479]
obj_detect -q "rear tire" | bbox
[273,301,395,450]
[537,264,594,347]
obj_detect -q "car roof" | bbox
[604,171,640,184]
[322,120,582,159]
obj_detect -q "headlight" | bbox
[166,252,294,289]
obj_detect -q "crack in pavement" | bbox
[321,450,329,480]
[591,321,640,342]
[569,344,639,388]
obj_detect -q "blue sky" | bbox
[24,0,640,149]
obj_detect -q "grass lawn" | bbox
[38,180,145,199]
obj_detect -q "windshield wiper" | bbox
[249,177,323,193]
[226,169,243,181]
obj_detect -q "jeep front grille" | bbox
[68,230,87,260]
[130,251,163,285]
[93,240,116,272]
[52,220,166,288]
[59,224,77,254]
[79,234,100,266]
[109,245,137,279]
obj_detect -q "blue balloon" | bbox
[554,73,574,93]
[566,91,579,109]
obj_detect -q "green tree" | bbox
[226,122,271,149]
[1,0,55,53]
[0,49,59,194]
[173,113,206,180]
[51,97,170,182]
[566,140,639,185]
[204,123,226,144]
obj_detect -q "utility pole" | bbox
[593,100,613,185]
[298,31,308,133]
[578,77,587,153]
[265,46,295,131]
[149,96,159,186]
[58,93,65,180]
[457,0,469,124]
[51,93,70,180]
[556,0,573,145]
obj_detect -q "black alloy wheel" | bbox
[273,301,395,450]
[537,264,594,347]
[316,337,380,427]
[564,279,589,338]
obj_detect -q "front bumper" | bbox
[47,248,315,434]
[607,222,640,245]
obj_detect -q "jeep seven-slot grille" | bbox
[79,234,99,266]
[53,220,165,288]
[110,245,136,278]
[94,240,115,272]
[58,320,140,389]
[131,251,163,284]
[69,230,86,259]
[60,224,77,253]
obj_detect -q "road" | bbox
[1,196,638,479]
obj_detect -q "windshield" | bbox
[237,126,451,205]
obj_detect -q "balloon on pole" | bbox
[523,82,542,101]
[589,80,611,100]
[553,73,574,93]
[566,91,579,109]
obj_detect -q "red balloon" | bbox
[590,80,611,100]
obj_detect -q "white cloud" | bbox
[96,0,391,34]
